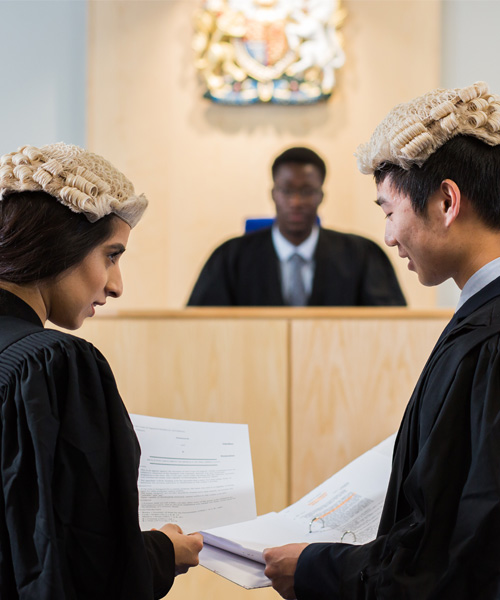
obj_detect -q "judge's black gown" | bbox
[187,227,406,307]
[0,289,175,599]
[294,277,500,599]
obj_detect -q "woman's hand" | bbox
[158,523,204,575]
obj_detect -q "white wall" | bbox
[436,0,500,307]
[0,0,87,155]
[441,0,500,92]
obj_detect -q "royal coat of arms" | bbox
[193,0,346,105]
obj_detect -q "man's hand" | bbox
[263,543,309,599]
[158,523,204,575]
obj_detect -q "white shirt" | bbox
[272,224,320,300]
[456,256,500,311]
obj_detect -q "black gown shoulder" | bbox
[0,292,175,600]
[294,279,500,599]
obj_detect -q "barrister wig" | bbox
[356,81,500,174]
[0,142,148,227]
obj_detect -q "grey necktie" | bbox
[287,253,307,306]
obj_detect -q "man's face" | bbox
[272,163,324,244]
[376,176,451,287]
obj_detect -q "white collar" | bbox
[456,255,500,311]
[272,224,320,262]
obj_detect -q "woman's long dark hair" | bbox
[0,191,116,284]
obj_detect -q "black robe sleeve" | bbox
[356,239,406,306]
[187,240,236,305]
[308,231,405,306]
[294,324,500,599]
[187,230,284,306]
[142,531,176,599]
[0,328,176,600]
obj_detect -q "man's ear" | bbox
[271,187,278,205]
[440,179,461,227]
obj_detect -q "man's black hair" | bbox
[272,147,327,183]
[374,135,500,229]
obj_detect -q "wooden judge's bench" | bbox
[75,307,451,600]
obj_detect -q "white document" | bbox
[200,434,396,589]
[130,414,257,534]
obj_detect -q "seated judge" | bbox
[187,146,406,306]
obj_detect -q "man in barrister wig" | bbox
[264,81,500,599]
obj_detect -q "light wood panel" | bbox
[166,567,278,600]
[78,318,289,516]
[290,317,448,501]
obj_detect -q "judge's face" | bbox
[272,163,324,245]
[42,218,131,330]
[376,176,449,287]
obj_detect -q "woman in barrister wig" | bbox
[0,143,203,599]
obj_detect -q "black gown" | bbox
[0,289,175,599]
[294,276,500,599]
[187,227,406,307]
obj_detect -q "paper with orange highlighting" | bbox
[200,434,395,589]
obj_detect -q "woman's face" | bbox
[42,218,131,330]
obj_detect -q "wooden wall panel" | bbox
[290,317,449,501]
[78,317,289,516]
[87,0,441,310]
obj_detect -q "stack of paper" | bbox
[131,413,395,590]
[200,434,395,589]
